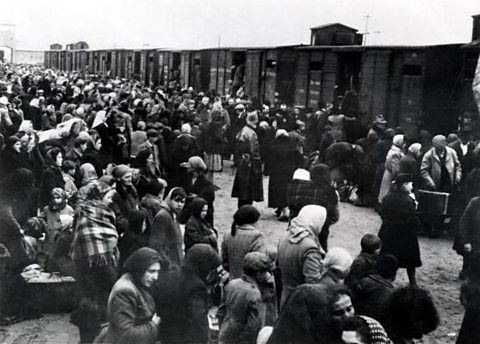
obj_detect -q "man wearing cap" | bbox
[421,135,461,193]
[420,135,462,238]
[232,111,264,208]
[218,252,272,344]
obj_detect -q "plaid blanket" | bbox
[71,200,119,267]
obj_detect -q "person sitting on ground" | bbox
[94,247,161,344]
[345,234,382,292]
[184,197,218,254]
[319,247,353,287]
[352,254,399,321]
[219,252,273,344]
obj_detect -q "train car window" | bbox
[402,64,422,76]
[310,60,323,71]
[194,58,201,66]
[266,59,277,68]
[149,56,154,62]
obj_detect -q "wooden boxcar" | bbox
[459,42,480,136]
[245,45,299,105]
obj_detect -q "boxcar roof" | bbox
[310,23,358,32]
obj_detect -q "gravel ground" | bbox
[0,160,465,343]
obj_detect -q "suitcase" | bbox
[417,190,452,216]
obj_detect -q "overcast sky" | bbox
[2,0,480,50]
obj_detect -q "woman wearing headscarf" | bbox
[166,132,200,191]
[378,134,405,203]
[202,109,226,182]
[152,244,221,344]
[82,129,103,178]
[39,147,66,207]
[70,181,119,344]
[310,164,340,250]
[0,135,29,178]
[399,142,422,191]
[111,164,140,235]
[268,129,304,221]
[378,174,421,285]
[95,247,161,344]
[318,247,353,287]
[118,210,150,266]
[184,197,218,253]
[148,187,186,267]
[277,204,327,307]
[76,162,99,200]
[134,149,162,199]
[221,205,265,280]
[181,156,217,226]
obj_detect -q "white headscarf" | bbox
[323,247,353,275]
[292,168,310,181]
[92,110,107,129]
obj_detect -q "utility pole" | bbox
[363,15,370,45]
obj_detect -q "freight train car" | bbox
[245,45,299,106]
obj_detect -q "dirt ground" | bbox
[0,160,464,343]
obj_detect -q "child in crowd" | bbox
[62,160,78,199]
[47,214,75,276]
[345,234,382,292]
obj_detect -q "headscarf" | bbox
[92,110,107,129]
[187,156,207,172]
[358,316,393,344]
[275,129,289,139]
[190,197,208,219]
[292,168,310,181]
[79,163,98,186]
[408,143,422,158]
[181,123,192,134]
[323,247,353,275]
[86,181,111,201]
[112,164,131,179]
[288,205,327,245]
[392,134,405,148]
[242,251,271,274]
[123,247,161,284]
[310,164,331,185]
[184,243,221,281]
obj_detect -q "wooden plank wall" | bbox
[398,51,424,132]
[294,51,310,106]
[359,50,391,125]
[217,50,227,95]
[264,50,277,104]
[209,50,218,92]
[276,48,297,106]
[245,50,262,101]
[308,51,324,109]
[180,51,190,88]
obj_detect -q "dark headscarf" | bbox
[310,164,331,185]
[123,247,162,283]
[183,243,220,282]
[231,205,261,236]
[190,197,208,219]
[134,148,152,169]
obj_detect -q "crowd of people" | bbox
[0,63,478,344]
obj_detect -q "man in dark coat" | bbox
[232,111,263,208]
[152,244,221,344]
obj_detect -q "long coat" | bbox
[103,274,158,344]
[268,136,303,208]
[378,145,404,202]
[232,124,263,202]
[420,146,461,191]
[148,205,183,267]
[378,191,422,268]
[457,281,480,344]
